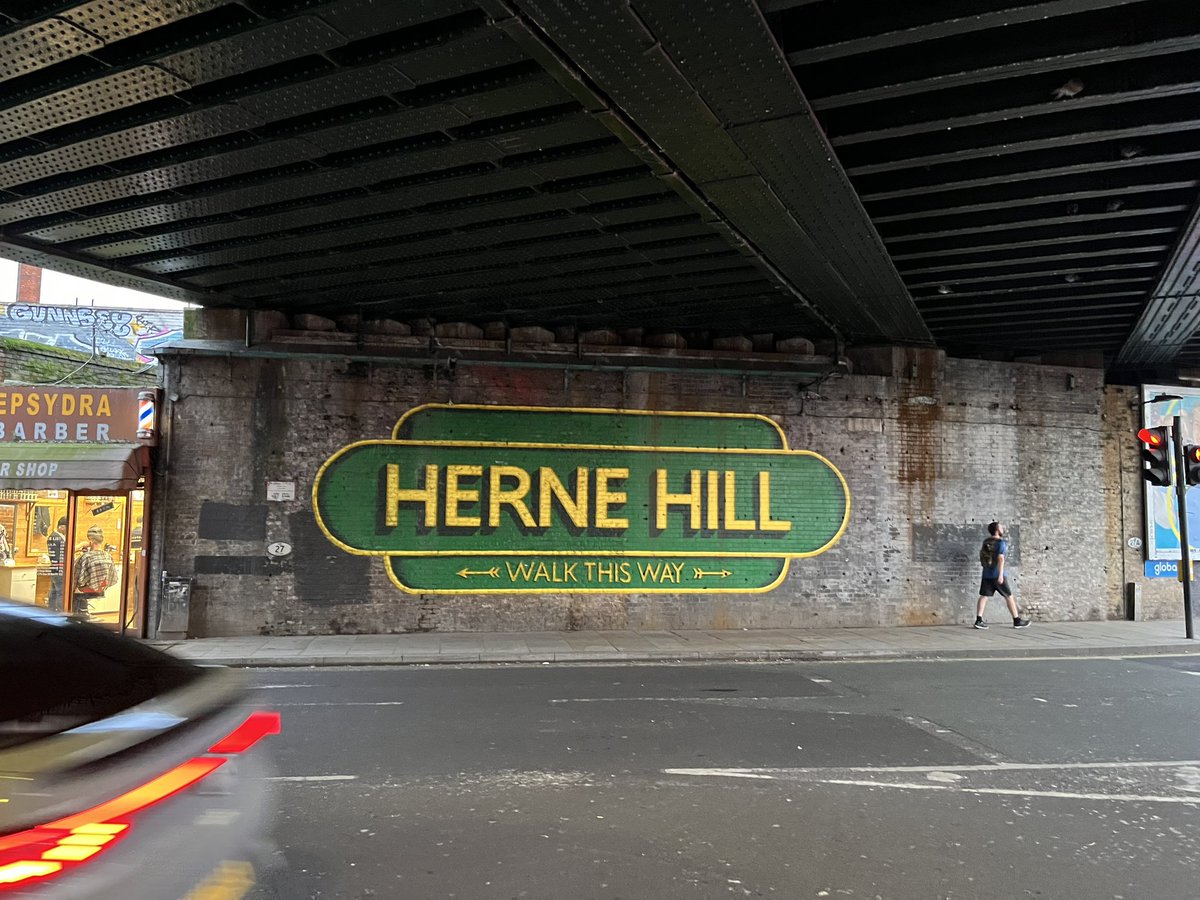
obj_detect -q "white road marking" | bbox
[664,759,1200,777]
[830,653,1200,665]
[550,696,777,703]
[824,779,948,790]
[267,775,358,782]
[926,771,963,783]
[820,780,1200,804]
[665,760,1200,804]
[255,684,317,689]
[272,701,405,706]
[967,787,1200,804]
[840,759,1200,773]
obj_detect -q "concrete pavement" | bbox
[152,619,1200,666]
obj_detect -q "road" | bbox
[247,656,1200,898]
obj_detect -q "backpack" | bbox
[979,537,999,568]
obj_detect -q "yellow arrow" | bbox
[692,568,732,579]
[457,567,500,579]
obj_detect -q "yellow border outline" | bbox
[391,402,789,447]
[384,556,792,595]
[312,438,851,559]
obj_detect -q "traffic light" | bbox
[1138,426,1171,486]
[1185,445,1200,486]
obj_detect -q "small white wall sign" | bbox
[266,480,296,502]
[266,541,293,557]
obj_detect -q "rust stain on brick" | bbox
[709,602,732,630]
[900,604,941,626]
[896,351,942,487]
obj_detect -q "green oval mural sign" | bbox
[313,405,849,594]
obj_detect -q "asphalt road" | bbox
[247,655,1200,899]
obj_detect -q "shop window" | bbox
[0,489,143,637]
[70,495,127,629]
[0,502,16,561]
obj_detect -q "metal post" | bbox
[1173,415,1195,639]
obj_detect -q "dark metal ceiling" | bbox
[1,0,1198,370]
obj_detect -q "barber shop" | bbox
[0,387,157,635]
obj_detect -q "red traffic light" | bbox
[1139,425,1172,486]
[1139,427,1166,447]
[1186,444,1200,486]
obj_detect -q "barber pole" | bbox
[137,391,156,439]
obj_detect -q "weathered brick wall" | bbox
[157,349,1158,636]
[0,339,158,387]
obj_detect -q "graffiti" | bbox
[0,303,183,364]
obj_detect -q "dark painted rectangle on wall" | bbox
[912,524,1019,564]
[195,555,283,576]
[198,501,267,540]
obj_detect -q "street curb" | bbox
[170,643,1200,668]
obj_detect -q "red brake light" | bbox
[0,711,279,891]
[0,760,221,890]
[208,710,281,754]
[46,757,225,832]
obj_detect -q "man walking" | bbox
[73,525,116,621]
[46,516,67,611]
[975,521,1031,629]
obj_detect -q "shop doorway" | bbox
[9,489,145,635]
[126,489,145,633]
[68,494,128,631]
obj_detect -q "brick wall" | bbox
[0,339,158,387]
[156,348,1166,636]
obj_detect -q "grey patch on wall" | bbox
[912,524,1019,564]
[198,502,268,541]
[195,555,286,576]
[288,510,371,606]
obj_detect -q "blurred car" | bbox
[0,599,278,898]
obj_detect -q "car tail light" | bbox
[208,710,281,754]
[0,711,278,891]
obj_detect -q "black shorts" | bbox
[979,576,1012,598]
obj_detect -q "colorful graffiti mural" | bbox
[0,304,183,364]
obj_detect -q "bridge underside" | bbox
[1,1,1199,372]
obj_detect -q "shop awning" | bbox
[0,443,147,491]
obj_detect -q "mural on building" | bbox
[0,304,184,364]
[314,404,851,594]
[1142,384,1200,561]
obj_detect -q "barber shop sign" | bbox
[314,405,849,594]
